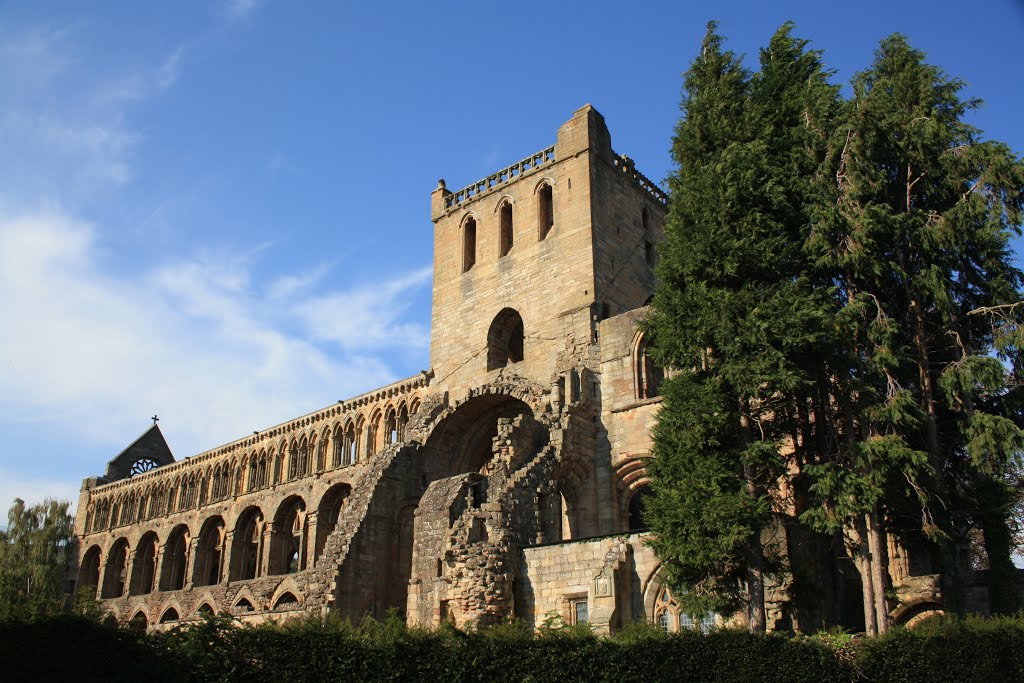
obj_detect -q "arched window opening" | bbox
[654,587,717,634]
[274,592,299,611]
[463,216,477,272]
[314,484,350,564]
[272,451,283,485]
[368,413,381,456]
[538,183,553,240]
[332,428,344,468]
[627,485,652,531]
[316,436,327,472]
[231,508,263,581]
[642,206,651,233]
[165,485,177,514]
[398,404,409,441]
[129,611,148,630]
[486,308,525,370]
[160,526,189,592]
[159,607,179,624]
[101,539,129,599]
[78,546,101,596]
[287,442,299,480]
[499,201,513,257]
[130,533,159,595]
[193,517,225,587]
[234,598,254,613]
[634,333,664,400]
[385,409,397,445]
[258,453,268,489]
[270,497,306,576]
[347,423,358,464]
[197,603,214,616]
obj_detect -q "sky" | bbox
[1,0,1023,512]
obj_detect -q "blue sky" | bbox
[1,0,1023,509]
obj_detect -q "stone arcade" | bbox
[71,106,953,633]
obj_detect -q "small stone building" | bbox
[71,105,971,633]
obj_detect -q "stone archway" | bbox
[405,384,553,628]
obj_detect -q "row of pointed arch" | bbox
[86,398,419,534]
[78,485,350,602]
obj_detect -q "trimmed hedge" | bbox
[1,613,1022,682]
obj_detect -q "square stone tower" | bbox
[428,104,666,396]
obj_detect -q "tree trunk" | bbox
[850,521,877,636]
[739,398,767,632]
[867,509,889,633]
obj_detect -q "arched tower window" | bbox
[538,183,553,240]
[627,485,652,531]
[642,206,655,266]
[463,216,477,272]
[487,308,525,370]
[634,333,664,399]
[499,200,513,257]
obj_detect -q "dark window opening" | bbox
[463,217,476,272]
[628,486,652,531]
[644,240,655,266]
[499,201,513,256]
[486,308,525,370]
[538,184,553,239]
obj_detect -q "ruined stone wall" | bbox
[72,374,428,627]
[518,533,661,634]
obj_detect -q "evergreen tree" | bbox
[647,26,1024,634]
[644,23,839,631]
[0,498,75,620]
[805,34,1024,622]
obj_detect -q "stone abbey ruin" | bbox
[71,106,970,632]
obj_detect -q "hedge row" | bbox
[1,613,1022,682]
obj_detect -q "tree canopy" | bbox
[644,22,1024,634]
[0,498,75,620]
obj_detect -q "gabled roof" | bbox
[103,424,175,481]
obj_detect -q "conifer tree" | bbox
[805,34,1024,623]
[647,26,1024,635]
[644,23,839,631]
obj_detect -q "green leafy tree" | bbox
[0,498,75,620]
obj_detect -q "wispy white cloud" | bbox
[226,0,260,21]
[0,469,81,515]
[0,208,430,459]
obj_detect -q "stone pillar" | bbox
[183,538,195,590]
[305,511,319,569]
[260,522,273,577]
[95,554,108,600]
[222,530,235,584]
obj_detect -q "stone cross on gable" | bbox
[151,415,159,425]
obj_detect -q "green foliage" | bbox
[6,611,1024,682]
[646,20,1024,627]
[0,498,75,620]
